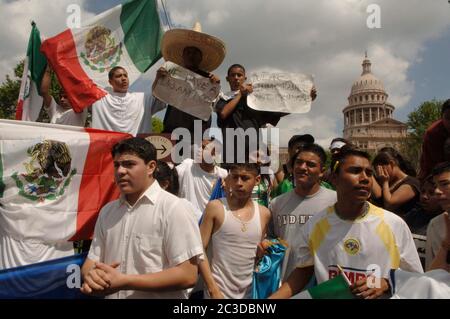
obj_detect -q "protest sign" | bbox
[247,72,314,113]
[152,61,220,120]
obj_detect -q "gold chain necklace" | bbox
[234,211,249,232]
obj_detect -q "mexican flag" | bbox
[0,119,131,242]
[40,0,163,112]
[291,273,355,299]
[16,22,47,121]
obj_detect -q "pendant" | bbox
[241,223,247,232]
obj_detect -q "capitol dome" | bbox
[342,53,406,154]
[350,56,385,95]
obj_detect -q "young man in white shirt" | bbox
[81,138,203,299]
[176,138,228,215]
[270,147,423,299]
[269,143,336,281]
[91,66,165,136]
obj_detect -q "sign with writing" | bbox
[247,72,314,114]
[152,61,220,121]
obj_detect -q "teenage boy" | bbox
[269,143,336,281]
[80,138,203,299]
[199,163,271,298]
[216,64,316,164]
[270,148,422,299]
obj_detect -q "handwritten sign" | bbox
[247,72,314,114]
[152,61,220,121]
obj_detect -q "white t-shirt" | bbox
[176,158,228,213]
[269,187,337,281]
[0,234,74,270]
[46,97,87,127]
[91,91,166,135]
[88,181,204,299]
[390,269,450,299]
[426,213,447,270]
[295,202,423,285]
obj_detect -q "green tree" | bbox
[400,99,442,171]
[0,60,65,122]
[0,61,23,119]
[152,117,164,133]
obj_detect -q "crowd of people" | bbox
[6,22,450,299]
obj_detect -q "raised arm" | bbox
[40,65,52,108]
[217,83,252,120]
[152,66,168,92]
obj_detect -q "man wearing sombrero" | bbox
[152,22,226,137]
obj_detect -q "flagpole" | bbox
[337,264,352,286]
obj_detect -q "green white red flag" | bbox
[40,0,163,112]
[0,119,131,241]
[16,22,47,121]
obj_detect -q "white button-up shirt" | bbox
[88,181,203,299]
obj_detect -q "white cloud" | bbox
[0,0,95,81]
[161,0,450,145]
[2,0,450,147]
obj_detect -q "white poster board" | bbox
[152,61,220,121]
[247,72,314,114]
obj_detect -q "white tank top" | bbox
[206,198,262,299]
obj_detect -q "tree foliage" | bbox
[400,99,442,171]
[0,60,64,122]
[152,117,164,133]
[0,61,23,119]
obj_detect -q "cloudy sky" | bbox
[1,0,450,147]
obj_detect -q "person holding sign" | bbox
[216,64,317,163]
[152,22,225,138]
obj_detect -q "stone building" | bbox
[343,54,408,153]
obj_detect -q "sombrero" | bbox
[161,22,226,72]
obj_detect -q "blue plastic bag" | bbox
[252,238,287,299]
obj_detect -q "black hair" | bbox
[290,143,327,169]
[227,64,246,76]
[441,99,450,115]
[154,160,179,195]
[331,146,371,174]
[431,161,450,178]
[224,162,260,175]
[108,66,126,80]
[372,147,416,177]
[111,137,156,164]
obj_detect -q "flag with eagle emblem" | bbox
[0,120,131,252]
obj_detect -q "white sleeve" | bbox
[175,158,191,179]
[399,221,424,273]
[425,215,444,270]
[268,197,279,238]
[294,222,314,268]
[182,199,203,223]
[87,209,106,262]
[163,199,204,267]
